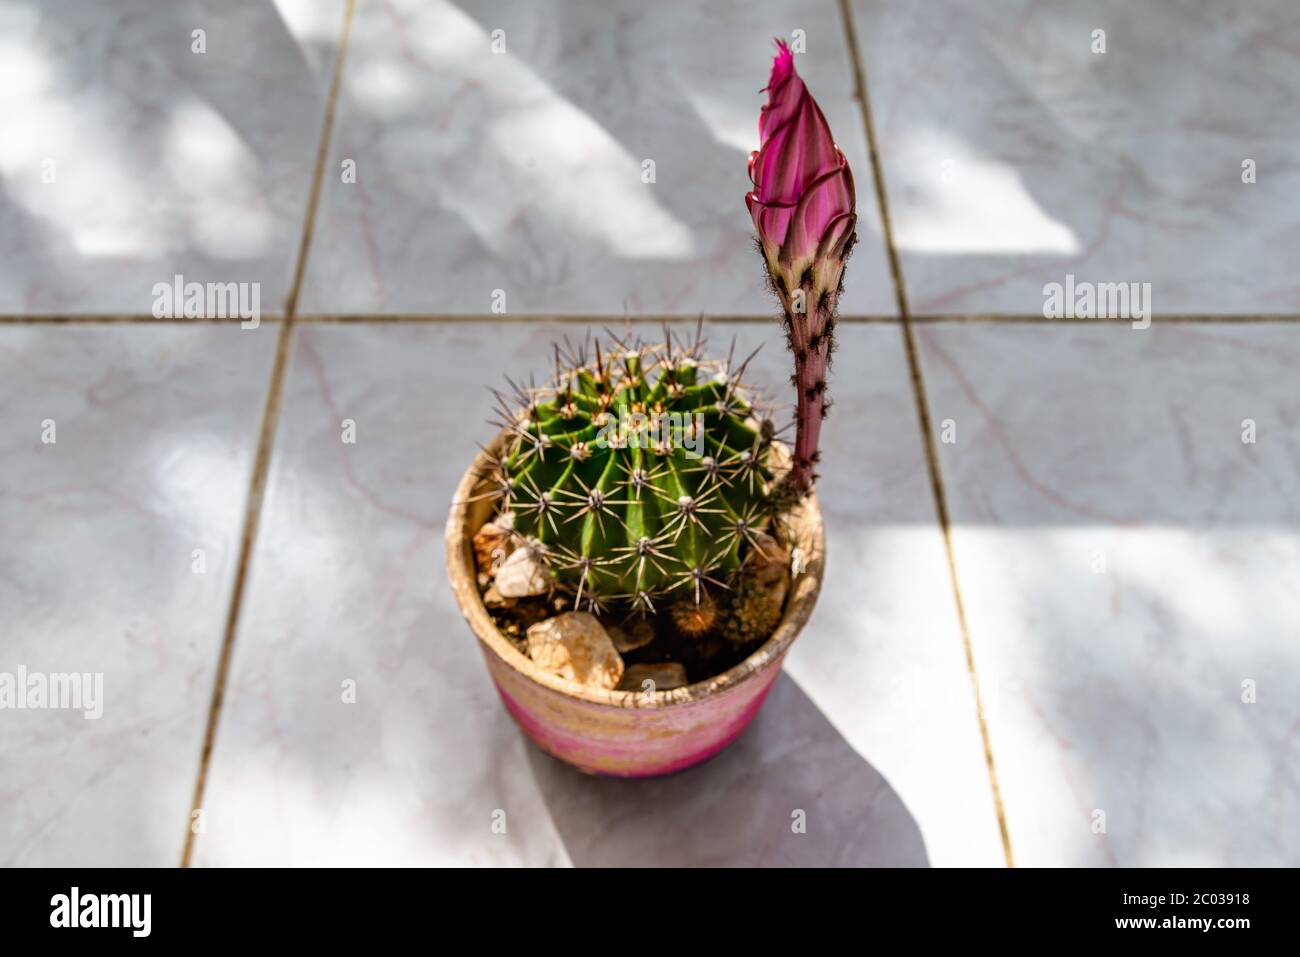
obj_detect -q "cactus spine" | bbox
[480,328,777,613]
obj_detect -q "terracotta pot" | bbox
[445,432,825,778]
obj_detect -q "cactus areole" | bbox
[482,328,776,613]
[747,39,857,494]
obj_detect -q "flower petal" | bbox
[783,159,855,265]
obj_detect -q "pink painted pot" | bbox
[445,434,825,778]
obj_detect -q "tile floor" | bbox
[1,0,1296,867]
[853,0,1300,315]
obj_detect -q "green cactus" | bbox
[481,328,778,613]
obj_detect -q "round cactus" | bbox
[481,328,778,613]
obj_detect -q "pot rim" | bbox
[445,430,825,710]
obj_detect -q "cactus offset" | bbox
[479,328,777,614]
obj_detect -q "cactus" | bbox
[479,327,779,614]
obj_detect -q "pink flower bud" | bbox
[746,40,857,302]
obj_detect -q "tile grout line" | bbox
[294,312,1300,324]
[3,312,1298,325]
[283,0,357,324]
[838,0,1016,867]
[179,0,358,869]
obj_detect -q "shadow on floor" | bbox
[524,672,929,867]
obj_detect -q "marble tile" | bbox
[852,0,1300,314]
[0,323,277,865]
[192,320,1003,866]
[299,0,898,317]
[0,0,345,314]
[918,323,1300,866]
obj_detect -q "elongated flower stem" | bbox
[781,296,835,496]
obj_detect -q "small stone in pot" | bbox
[495,546,552,598]
[607,616,657,653]
[619,662,689,693]
[526,612,624,690]
[472,521,515,577]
